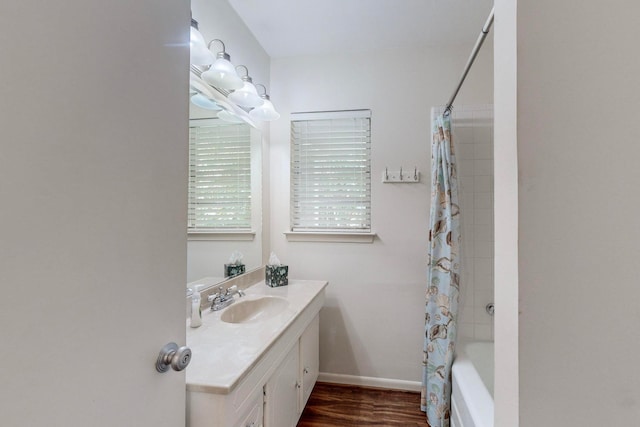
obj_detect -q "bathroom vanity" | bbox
[186,279,327,427]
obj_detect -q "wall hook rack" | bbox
[382,167,420,183]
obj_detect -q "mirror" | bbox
[186,101,263,284]
[186,0,271,287]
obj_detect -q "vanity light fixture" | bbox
[188,16,279,122]
[249,84,280,122]
[189,18,214,66]
[228,65,264,108]
[201,39,244,90]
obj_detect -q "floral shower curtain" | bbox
[421,114,460,427]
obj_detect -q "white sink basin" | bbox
[220,296,289,324]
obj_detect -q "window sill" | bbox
[188,231,256,241]
[284,231,376,243]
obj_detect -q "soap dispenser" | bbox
[190,285,203,328]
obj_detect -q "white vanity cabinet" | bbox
[236,396,263,427]
[263,341,300,427]
[263,314,320,427]
[299,315,320,408]
[186,280,327,427]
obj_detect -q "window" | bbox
[188,119,251,231]
[290,110,371,233]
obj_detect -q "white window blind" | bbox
[290,110,371,232]
[188,119,251,231]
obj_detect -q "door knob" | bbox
[156,342,192,373]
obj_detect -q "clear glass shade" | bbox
[249,98,280,121]
[201,58,243,90]
[190,27,214,65]
[228,81,264,108]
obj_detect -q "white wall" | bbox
[516,1,640,425]
[188,0,271,281]
[493,0,519,425]
[269,44,493,384]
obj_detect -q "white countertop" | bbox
[186,279,328,394]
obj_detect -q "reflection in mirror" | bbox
[187,0,271,288]
[186,103,262,284]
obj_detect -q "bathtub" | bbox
[451,340,494,427]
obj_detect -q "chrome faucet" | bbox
[207,285,245,311]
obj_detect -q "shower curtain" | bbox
[421,114,460,427]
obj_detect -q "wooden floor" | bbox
[297,382,429,426]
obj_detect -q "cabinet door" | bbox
[264,342,300,427]
[234,393,263,427]
[300,315,320,407]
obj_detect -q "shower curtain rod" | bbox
[443,6,495,116]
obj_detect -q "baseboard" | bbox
[317,372,422,392]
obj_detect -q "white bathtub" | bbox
[451,341,494,427]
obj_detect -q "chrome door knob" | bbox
[156,342,192,373]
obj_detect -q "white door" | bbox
[0,1,190,426]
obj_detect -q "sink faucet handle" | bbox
[207,285,224,302]
[226,285,245,297]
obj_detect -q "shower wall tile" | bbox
[474,227,493,242]
[463,244,475,259]
[463,226,475,242]
[461,194,474,212]
[474,192,493,210]
[474,324,493,341]
[475,275,494,292]
[474,159,493,176]
[454,128,473,145]
[447,105,495,342]
[474,209,492,225]
[473,125,492,143]
[458,323,475,339]
[460,177,475,193]
[457,144,475,160]
[474,143,492,159]
[474,258,493,278]
[474,241,493,258]
[474,305,491,324]
[475,176,493,193]
[459,160,475,176]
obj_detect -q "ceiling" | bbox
[227,0,494,58]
